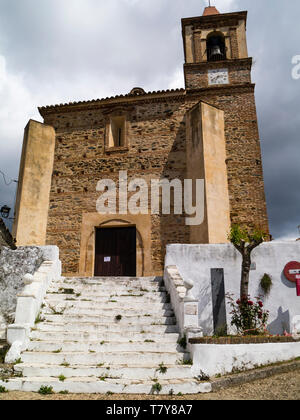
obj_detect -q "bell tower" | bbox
[182,6,250,90]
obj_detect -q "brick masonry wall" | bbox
[42,82,269,275]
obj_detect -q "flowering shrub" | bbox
[227,294,269,336]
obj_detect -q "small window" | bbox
[109,116,126,148]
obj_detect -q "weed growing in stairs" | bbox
[60,362,70,367]
[59,390,69,395]
[0,386,8,393]
[177,359,193,366]
[144,340,155,343]
[156,363,168,375]
[53,348,62,354]
[115,315,122,321]
[38,385,54,395]
[59,288,75,295]
[35,313,44,324]
[58,375,66,382]
[48,304,66,315]
[177,335,187,349]
[151,381,162,395]
[14,358,22,365]
[195,371,210,382]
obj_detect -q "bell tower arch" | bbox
[182,6,250,89]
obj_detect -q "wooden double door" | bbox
[94,227,136,277]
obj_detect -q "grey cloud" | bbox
[0,0,299,239]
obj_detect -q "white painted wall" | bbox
[165,242,300,336]
[191,342,300,377]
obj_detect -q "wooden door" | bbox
[94,227,136,277]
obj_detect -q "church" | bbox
[12,5,269,278]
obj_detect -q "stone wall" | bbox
[0,247,44,339]
[40,83,269,276]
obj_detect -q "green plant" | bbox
[227,294,269,336]
[59,390,69,395]
[60,362,70,367]
[151,382,162,394]
[49,305,66,315]
[156,363,168,375]
[260,274,273,296]
[14,358,22,365]
[196,370,210,381]
[0,386,8,393]
[38,385,54,395]
[35,313,44,324]
[53,348,62,354]
[115,315,122,321]
[59,288,74,295]
[58,375,66,382]
[177,335,187,349]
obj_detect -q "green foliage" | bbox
[0,386,8,393]
[227,294,269,336]
[177,335,187,349]
[228,225,267,246]
[156,363,168,375]
[260,274,273,296]
[38,385,54,395]
[58,375,66,382]
[59,288,75,295]
[151,382,162,394]
[35,313,44,324]
[115,315,122,321]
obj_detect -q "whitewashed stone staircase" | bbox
[5,276,210,394]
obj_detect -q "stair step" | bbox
[27,341,183,353]
[20,351,189,366]
[44,299,172,309]
[42,307,174,318]
[34,323,179,334]
[15,363,192,380]
[41,314,176,325]
[30,331,180,343]
[52,277,163,286]
[45,293,170,303]
[0,377,211,394]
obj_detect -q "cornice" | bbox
[38,89,186,116]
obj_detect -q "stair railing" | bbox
[164,265,203,349]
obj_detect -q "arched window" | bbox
[206,32,226,62]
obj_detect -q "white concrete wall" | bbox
[191,342,300,377]
[165,242,300,336]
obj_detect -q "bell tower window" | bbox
[206,33,226,62]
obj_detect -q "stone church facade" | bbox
[13,6,269,277]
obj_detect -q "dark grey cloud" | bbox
[0,0,299,239]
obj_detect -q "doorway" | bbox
[94,226,136,277]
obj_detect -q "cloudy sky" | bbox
[0,0,299,239]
